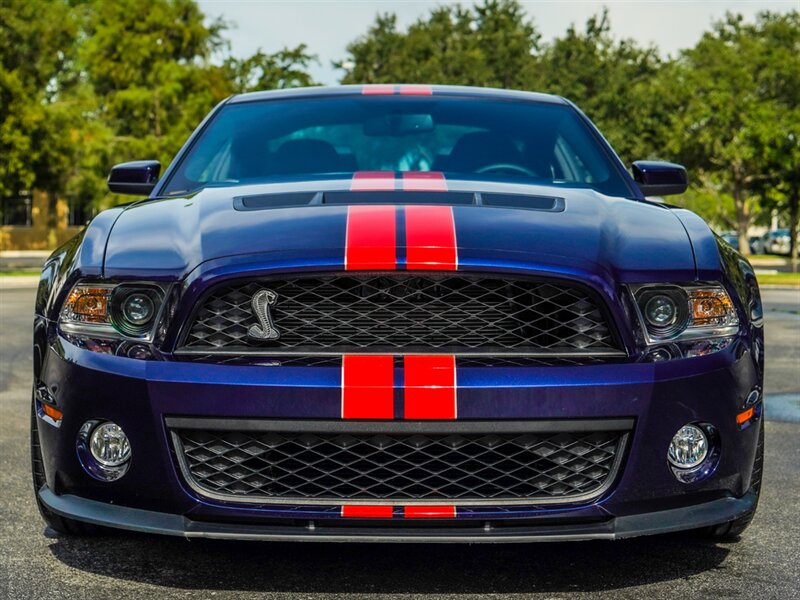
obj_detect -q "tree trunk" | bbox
[733,179,751,255]
[789,184,799,273]
[46,190,59,230]
[154,90,161,138]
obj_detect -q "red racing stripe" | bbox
[404,506,456,519]
[399,84,432,95]
[404,205,458,270]
[362,84,396,95]
[350,171,396,191]
[402,172,448,192]
[341,355,395,419]
[341,505,394,518]
[403,355,456,419]
[345,205,397,270]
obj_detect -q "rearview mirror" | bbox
[631,161,688,197]
[364,113,434,136]
[107,160,161,196]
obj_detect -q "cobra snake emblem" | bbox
[247,289,281,341]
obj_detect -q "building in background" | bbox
[0,191,84,251]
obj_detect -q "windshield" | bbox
[162,95,631,197]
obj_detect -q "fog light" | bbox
[668,424,708,468]
[89,422,131,467]
[126,343,152,360]
[644,347,673,362]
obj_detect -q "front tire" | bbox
[30,394,98,536]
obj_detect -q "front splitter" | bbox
[38,486,756,543]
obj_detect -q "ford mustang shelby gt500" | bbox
[32,85,764,542]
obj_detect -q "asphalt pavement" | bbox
[1,283,798,599]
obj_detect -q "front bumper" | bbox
[39,485,757,542]
[34,332,763,540]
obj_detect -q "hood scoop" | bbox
[234,190,565,212]
[234,192,318,211]
[480,192,564,211]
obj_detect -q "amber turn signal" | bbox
[41,403,63,421]
[736,406,755,425]
[64,287,111,323]
[689,289,735,326]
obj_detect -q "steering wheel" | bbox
[476,163,537,177]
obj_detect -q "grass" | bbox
[0,270,39,277]
[756,272,800,287]
[749,254,791,261]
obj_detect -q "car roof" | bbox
[228,85,568,105]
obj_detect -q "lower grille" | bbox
[171,421,629,505]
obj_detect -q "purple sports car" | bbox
[32,85,764,542]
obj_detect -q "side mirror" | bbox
[631,161,688,197]
[107,160,161,196]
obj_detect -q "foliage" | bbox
[534,10,677,164]
[668,12,800,253]
[0,0,78,202]
[1,0,798,257]
[755,273,800,287]
[225,46,317,93]
[338,1,538,89]
[0,0,317,215]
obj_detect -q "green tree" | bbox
[78,0,229,192]
[751,12,800,264]
[225,45,317,93]
[338,0,539,89]
[670,12,800,254]
[75,0,318,210]
[0,0,78,222]
[0,0,319,220]
[535,10,674,164]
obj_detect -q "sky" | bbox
[198,0,800,84]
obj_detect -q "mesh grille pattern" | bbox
[173,428,625,503]
[180,275,617,353]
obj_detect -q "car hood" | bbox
[103,178,698,283]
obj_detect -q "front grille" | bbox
[171,425,628,505]
[179,274,619,354]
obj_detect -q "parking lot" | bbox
[1,284,798,599]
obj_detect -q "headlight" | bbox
[60,282,165,340]
[110,287,162,335]
[644,294,678,328]
[631,283,738,343]
[638,288,687,337]
[122,293,155,325]
[60,284,115,334]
